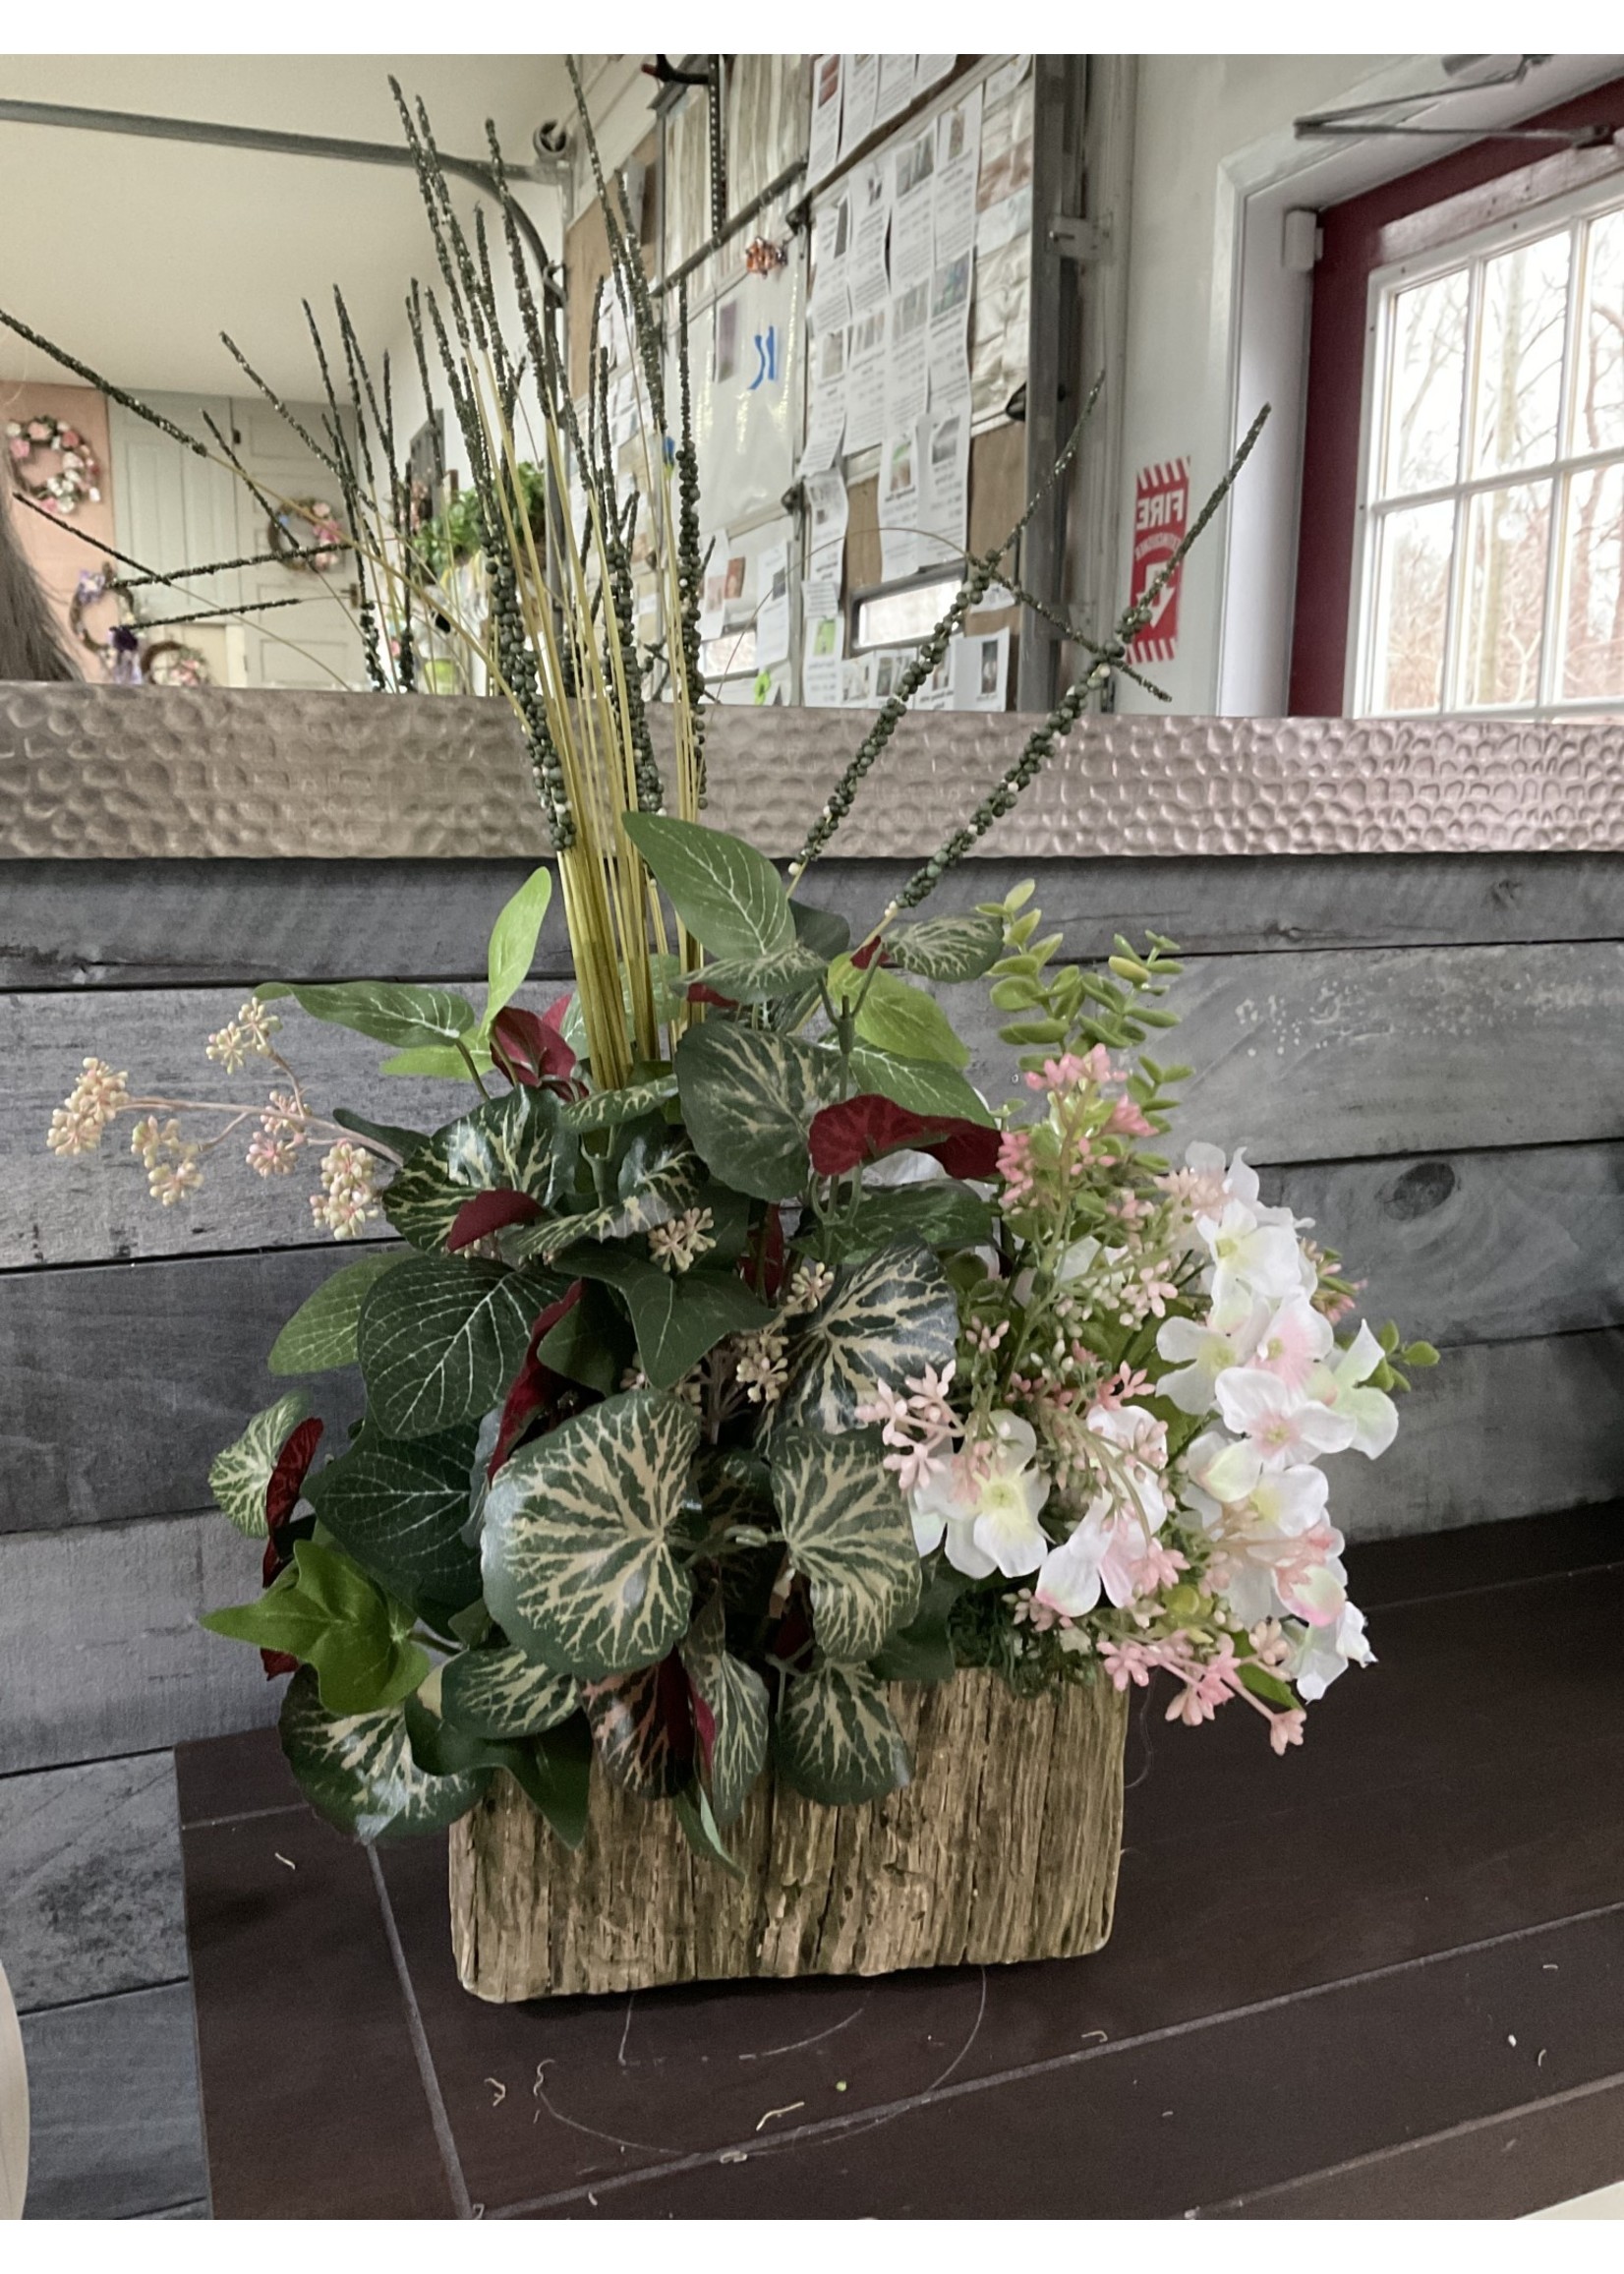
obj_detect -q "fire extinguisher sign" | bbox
[1127,458,1189,665]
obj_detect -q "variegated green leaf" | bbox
[208,1391,310,1536]
[799,1181,997,1264]
[620,812,795,960]
[481,1388,700,1678]
[693,940,830,1003]
[886,910,1004,984]
[560,1076,677,1131]
[581,1654,696,1798]
[381,1085,572,1254]
[840,965,970,1068]
[847,1044,994,1127]
[774,1662,912,1807]
[779,1242,959,1434]
[437,1647,580,1740]
[675,1023,840,1199]
[770,1432,920,1666]
[309,1422,482,1609]
[515,1135,699,1260]
[268,1252,408,1374]
[681,1592,770,1825]
[357,1256,559,1440]
[278,1665,488,1841]
[258,978,477,1053]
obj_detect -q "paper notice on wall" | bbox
[755,538,791,670]
[808,54,843,185]
[889,124,936,290]
[805,470,849,588]
[970,232,1030,420]
[799,333,847,478]
[976,184,1031,256]
[874,53,915,129]
[839,53,879,157]
[841,651,877,707]
[699,529,730,640]
[803,575,844,707]
[912,645,956,710]
[916,55,956,93]
[985,54,1031,109]
[844,304,889,455]
[928,253,973,413]
[932,84,983,267]
[886,281,931,431]
[953,625,1010,710]
[1126,457,1190,664]
[849,158,892,313]
[878,426,922,583]
[917,408,970,573]
[810,193,852,336]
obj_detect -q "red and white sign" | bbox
[1126,457,1189,665]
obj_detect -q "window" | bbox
[1352,185,1624,718]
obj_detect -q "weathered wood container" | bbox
[449,1670,1129,1999]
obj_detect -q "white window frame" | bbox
[1348,170,1624,720]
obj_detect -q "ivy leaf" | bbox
[671,1784,744,1877]
[675,1023,840,1199]
[779,1242,960,1434]
[268,1254,408,1375]
[681,1591,770,1826]
[257,978,477,1055]
[564,1245,773,1391]
[208,1392,311,1536]
[560,1075,678,1131]
[482,864,554,1030]
[481,1388,700,1678]
[690,940,831,1004]
[886,910,1004,984]
[439,1647,579,1741]
[381,1084,572,1254]
[774,1662,912,1807]
[770,1432,920,1666]
[790,900,852,961]
[278,1665,488,1841]
[847,1045,994,1127]
[517,1716,595,1849]
[203,1540,428,1715]
[357,1256,561,1440]
[621,812,795,960]
[516,1134,699,1261]
[838,965,969,1068]
[309,1422,482,1609]
[868,1573,967,1683]
[581,1652,697,1798]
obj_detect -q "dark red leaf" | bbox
[808,1092,1000,1182]
[690,1685,718,1775]
[581,1653,696,1797]
[850,937,889,970]
[265,1417,323,1536]
[926,1123,1003,1181]
[487,1282,588,1479]
[741,1203,787,1302]
[490,999,577,1089]
[685,982,738,1010]
[261,1649,299,1681]
[446,1188,545,1251]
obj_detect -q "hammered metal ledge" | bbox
[1,683,1620,860]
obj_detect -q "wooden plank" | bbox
[0,1754,185,2012]
[0,1515,276,1775]
[19,1982,206,2219]
[1331,1328,1624,1542]
[0,1247,369,1533]
[1265,1140,1624,1347]
[7,850,1619,990]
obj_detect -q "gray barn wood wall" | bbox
[2,702,1622,2213]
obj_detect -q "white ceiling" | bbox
[0,56,645,398]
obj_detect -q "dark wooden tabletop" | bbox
[177,1507,1624,2220]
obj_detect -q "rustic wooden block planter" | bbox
[449,1670,1129,2000]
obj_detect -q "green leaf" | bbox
[775,1662,912,1806]
[333,1109,428,1159]
[381,1084,572,1254]
[278,1665,487,1841]
[563,1245,773,1391]
[1239,1660,1300,1712]
[886,910,1004,984]
[779,1241,959,1434]
[519,1716,595,1848]
[309,1423,482,1608]
[621,812,795,960]
[681,1591,770,1826]
[439,1647,579,1740]
[868,1573,966,1683]
[671,1784,745,1877]
[268,1254,408,1375]
[675,1023,839,1199]
[481,1388,700,1678]
[208,1392,310,1536]
[483,864,553,1029]
[560,1076,678,1131]
[770,1432,921,1665]
[516,1134,698,1261]
[830,962,968,1069]
[693,940,831,1003]
[535,1277,635,1394]
[259,978,477,1054]
[380,1042,491,1079]
[203,1540,429,1715]
[815,1181,995,1260]
[357,1255,560,1440]
[790,900,851,960]
[847,1044,994,1127]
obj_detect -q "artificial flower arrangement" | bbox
[35,74,1435,1957]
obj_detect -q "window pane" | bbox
[856,577,959,648]
[1473,231,1571,476]
[1560,462,1624,701]
[1382,268,1468,496]
[1459,480,1552,706]
[1572,206,1624,457]
[1367,500,1455,710]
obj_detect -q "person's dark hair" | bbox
[0,478,79,679]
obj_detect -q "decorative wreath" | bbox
[69,563,211,687]
[6,414,103,516]
[266,497,348,573]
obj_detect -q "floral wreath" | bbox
[69,563,211,687]
[266,497,347,573]
[6,413,103,516]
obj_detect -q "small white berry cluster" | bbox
[46,1058,131,1156]
[130,1116,203,1206]
[310,1141,380,1240]
[204,998,282,1074]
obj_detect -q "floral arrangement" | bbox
[38,73,1434,1864]
[6,412,101,514]
[267,497,347,573]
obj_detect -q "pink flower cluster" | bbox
[856,1362,961,1494]
[1097,1632,1306,1754]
